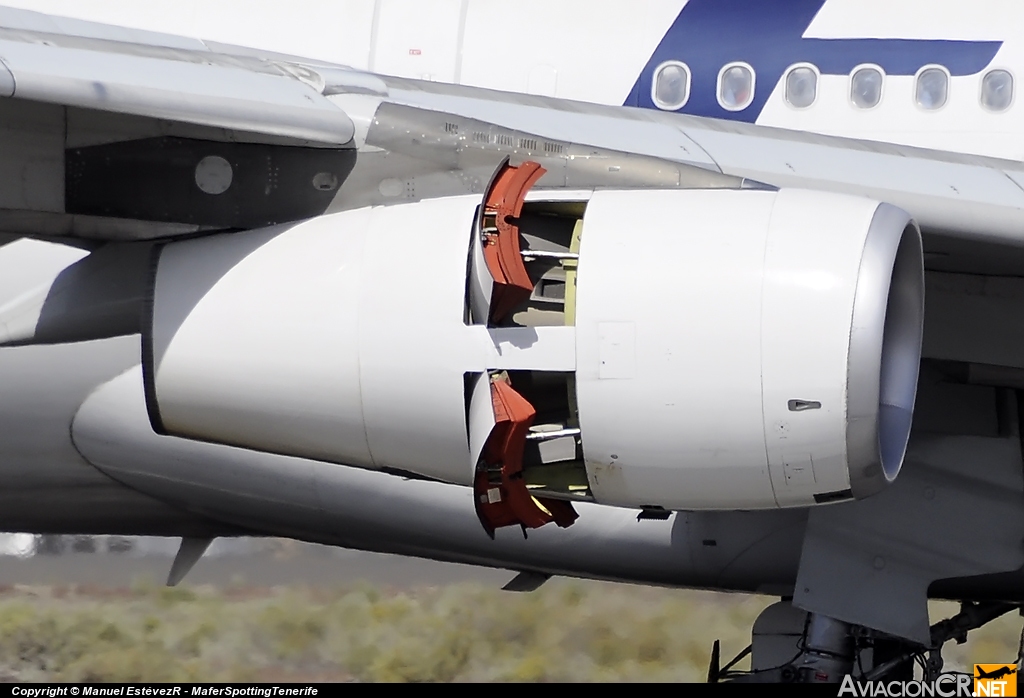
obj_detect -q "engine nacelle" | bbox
[144,177,923,520]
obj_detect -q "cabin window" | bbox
[916,66,948,110]
[981,69,1014,112]
[718,63,754,111]
[652,61,691,111]
[850,66,883,109]
[785,65,818,108]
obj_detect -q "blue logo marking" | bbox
[626,0,1002,121]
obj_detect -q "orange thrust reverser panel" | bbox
[481,160,547,324]
[474,375,579,538]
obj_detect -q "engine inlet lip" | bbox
[845,205,925,499]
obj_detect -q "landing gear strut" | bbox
[798,614,855,682]
[709,600,1021,683]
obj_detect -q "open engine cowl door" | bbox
[473,374,579,538]
[480,160,548,324]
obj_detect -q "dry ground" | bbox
[0,575,1014,682]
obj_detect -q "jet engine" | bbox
[143,161,924,533]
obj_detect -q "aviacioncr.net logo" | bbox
[839,673,974,696]
[975,665,1017,697]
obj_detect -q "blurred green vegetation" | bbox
[0,580,1015,682]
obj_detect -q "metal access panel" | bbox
[372,0,463,83]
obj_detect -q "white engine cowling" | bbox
[145,186,923,511]
[574,189,923,509]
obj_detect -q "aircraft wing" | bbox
[0,38,353,145]
[0,5,353,145]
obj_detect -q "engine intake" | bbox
[572,188,923,509]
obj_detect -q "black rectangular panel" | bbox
[67,137,356,228]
